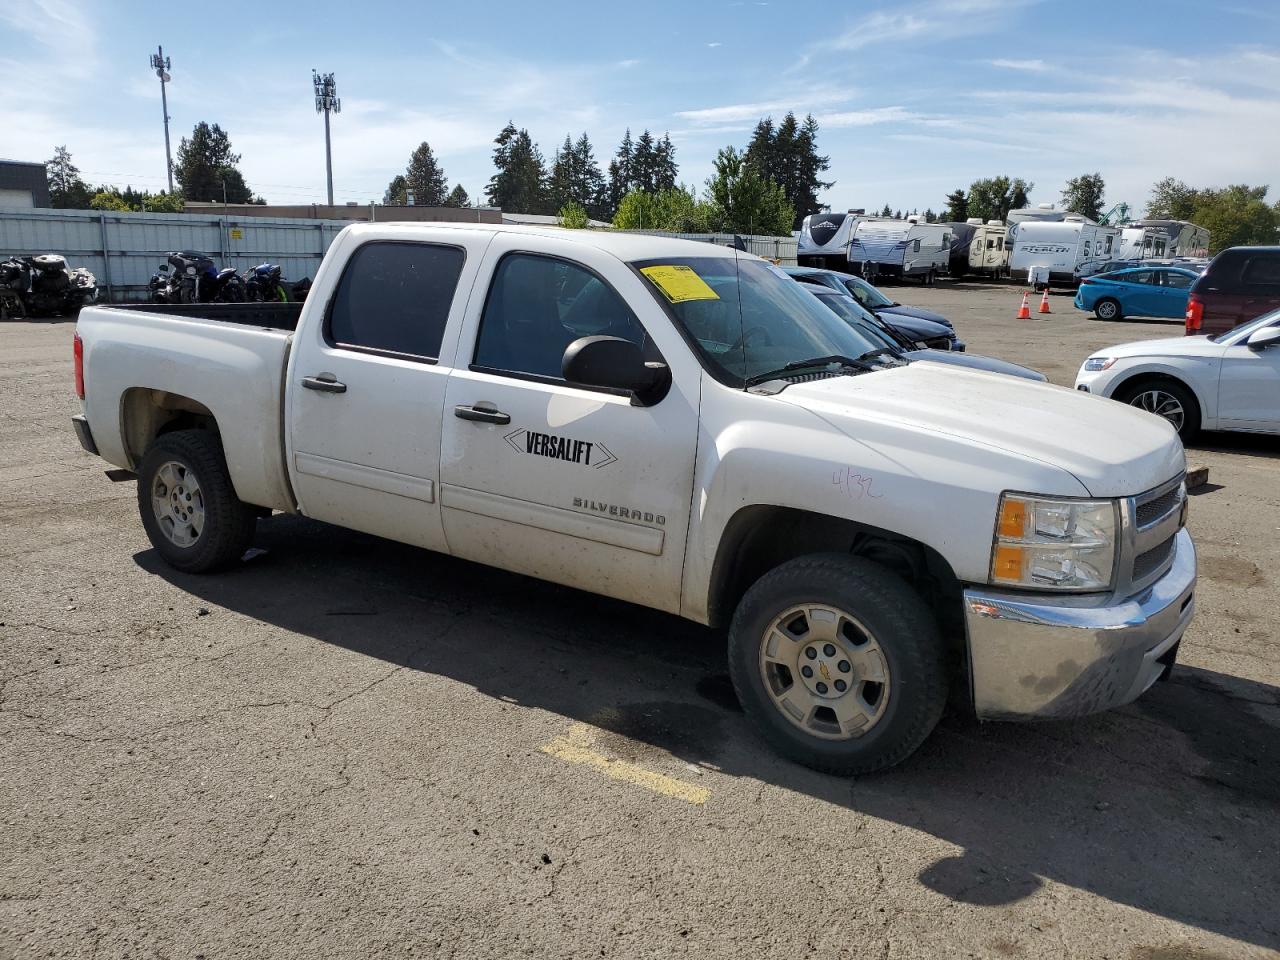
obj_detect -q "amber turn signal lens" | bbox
[992,545,1025,581]
[997,498,1028,539]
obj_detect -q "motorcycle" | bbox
[243,262,291,302]
[161,251,245,304]
[0,254,97,318]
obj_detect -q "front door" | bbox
[1218,329,1280,432]
[287,231,490,551]
[438,235,699,612]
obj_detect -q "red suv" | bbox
[1186,246,1280,336]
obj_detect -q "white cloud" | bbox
[990,58,1049,71]
[676,90,851,124]
[829,0,1029,51]
[706,42,722,48]
[819,106,915,127]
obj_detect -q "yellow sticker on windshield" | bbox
[640,265,720,304]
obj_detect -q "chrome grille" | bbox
[1121,475,1186,595]
[1134,536,1176,581]
[1136,486,1183,528]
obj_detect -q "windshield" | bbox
[634,256,888,385]
[809,293,900,350]
[843,275,895,309]
[1213,308,1280,344]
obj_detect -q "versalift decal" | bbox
[504,428,617,469]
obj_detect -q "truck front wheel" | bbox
[137,430,256,573]
[728,554,948,775]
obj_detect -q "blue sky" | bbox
[4,0,1279,218]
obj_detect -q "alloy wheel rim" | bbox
[1130,390,1185,431]
[1098,301,1117,319]
[150,460,205,547]
[757,604,891,741]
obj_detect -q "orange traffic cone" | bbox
[1016,291,1031,319]
[1039,289,1052,314]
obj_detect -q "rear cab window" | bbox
[326,241,465,361]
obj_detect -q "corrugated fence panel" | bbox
[0,207,353,301]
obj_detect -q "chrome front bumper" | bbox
[964,528,1196,720]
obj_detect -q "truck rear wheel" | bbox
[137,430,256,573]
[727,554,948,775]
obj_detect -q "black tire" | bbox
[727,554,948,775]
[1113,377,1201,443]
[1093,297,1122,321]
[137,430,256,573]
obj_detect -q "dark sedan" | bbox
[807,287,1045,381]
[784,265,965,350]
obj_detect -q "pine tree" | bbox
[606,129,635,218]
[923,208,937,223]
[404,141,449,206]
[383,174,407,205]
[46,145,92,209]
[705,146,794,235]
[880,204,893,217]
[654,133,678,192]
[175,122,254,203]
[444,184,470,208]
[549,133,606,218]
[744,113,832,229]
[943,189,969,222]
[486,122,550,213]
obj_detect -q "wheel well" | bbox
[120,388,219,468]
[707,505,963,638]
[1108,372,1202,418]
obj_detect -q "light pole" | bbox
[150,46,174,193]
[312,70,340,206]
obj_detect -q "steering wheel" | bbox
[727,324,773,354]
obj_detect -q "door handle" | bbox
[454,403,511,425]
[301,374,347,394]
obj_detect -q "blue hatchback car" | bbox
[1074,266,1202,321]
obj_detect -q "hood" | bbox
[906,350,1046,381]
[776,363,1184,498]
[1088,334,1223,361]
[879,304,954,329]
[875,311,950,339]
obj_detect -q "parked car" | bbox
[783,266,965,350]
[1074,266,1201,321]
[73,223,1195,775]
[806,286,1045,381]
[1075,309,1280,442]
[1186,246,1280,337]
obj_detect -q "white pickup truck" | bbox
[72,223,1196,774]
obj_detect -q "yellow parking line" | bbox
[540,722,710,806]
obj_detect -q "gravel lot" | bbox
[2,284,1277,960]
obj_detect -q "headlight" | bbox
[1083,357,1115,372]
[990,493,1118,591]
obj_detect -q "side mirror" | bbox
[562,336,670,406]
[1247,326,1280,351]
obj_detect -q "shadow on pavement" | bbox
[136,513,1280,950]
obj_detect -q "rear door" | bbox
[1121,270,1158,315]
[286,229,491,551]
[1157,269,1195,319]
[437,234,700,612]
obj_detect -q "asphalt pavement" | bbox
[1,284,1277,959]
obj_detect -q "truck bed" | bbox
[100,302,304,332]
[76,303,298,513]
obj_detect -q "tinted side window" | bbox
[1242,255,1280,286]
[1164,271,1193,289]
[1125,271,1154,285]
[474,254,647,381]
[328,241,464,360]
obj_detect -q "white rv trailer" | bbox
[945,219,1009,278]
[1008,215,1119,287]
[1115,220,1210,261]
[797,211,862,268]
[1006,203,1066,243]
[847,216,952,283]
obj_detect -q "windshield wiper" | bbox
[745,354,874,387]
